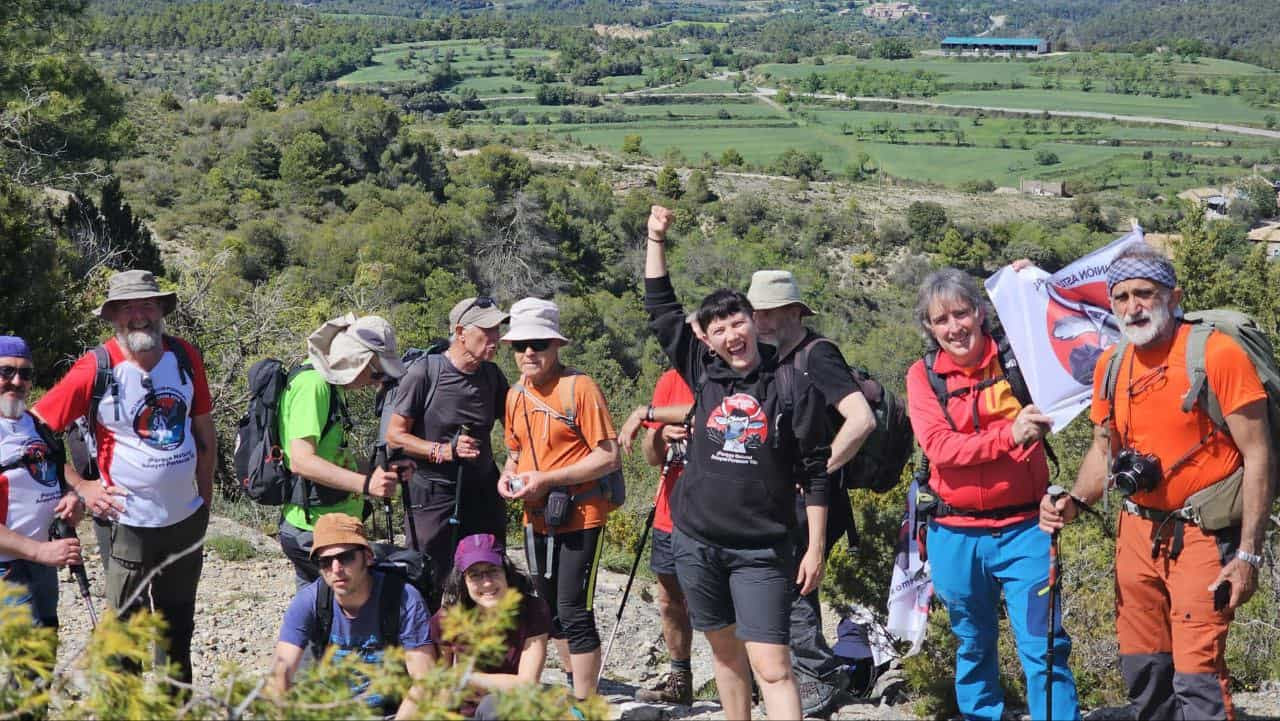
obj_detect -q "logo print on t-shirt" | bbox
[706,393,768,464]
[20,440,59,488]
[132,392,189,451]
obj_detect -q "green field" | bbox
[651,77,738,94]
[933,88,1278,126]
[337,40,553,87]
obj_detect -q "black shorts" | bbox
[671,526,795,645]
[650,528,677,576]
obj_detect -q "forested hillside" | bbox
[6,0,1280,716]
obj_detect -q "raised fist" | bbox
[648,205,675,240]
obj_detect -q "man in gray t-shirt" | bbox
[386,297,509,583]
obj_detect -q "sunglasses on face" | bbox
[510,339,551,353]
[318,547,362,569]
[0,366,33,382]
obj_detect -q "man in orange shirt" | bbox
[497,297,621,701]
[1041,243,1274,720]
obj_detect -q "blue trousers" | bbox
[0,558,59,628]
[928,518,1080,721]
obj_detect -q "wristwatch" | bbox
[1236,549,1263,569]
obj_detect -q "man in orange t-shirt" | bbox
[497,297,620,702]
[1041,243,1273,721]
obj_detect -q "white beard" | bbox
[118,318,165,353]
[0,396,27,419]
[1120,302,1172,347]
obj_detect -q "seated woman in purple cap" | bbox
[431,533,552,719]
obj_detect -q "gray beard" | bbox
[0,396,27,419]
[118,319,165,353]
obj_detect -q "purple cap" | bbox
[0,336,31,360]
[454,533,503,574]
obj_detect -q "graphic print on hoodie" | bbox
[706,393,768,462]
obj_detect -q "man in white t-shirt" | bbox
[0,335,83,630]
[35,270,216,687]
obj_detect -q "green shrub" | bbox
[206,534,260,561]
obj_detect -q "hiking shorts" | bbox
[0,558,59,628]
[528,525,605,655]
[671,526,795,645]
[650,528,677,576]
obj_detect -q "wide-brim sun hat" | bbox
[746,270,816,316]
[93,269,178,318]
[500,297,569,344]
[307,313,407,386]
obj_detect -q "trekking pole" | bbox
[598,446,677,683]
[448,424,471,551]
[385,447,414,545]
[50,517,97,628]
[1043,484,1068,721]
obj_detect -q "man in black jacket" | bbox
[642,205,831,721]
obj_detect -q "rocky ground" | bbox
[50,514,1280,720]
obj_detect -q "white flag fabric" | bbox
[984,228,1144,430]
[885,478,932,654]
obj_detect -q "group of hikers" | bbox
[0,202,1273,721]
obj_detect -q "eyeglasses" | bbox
[318,548,362,569]
[464,566,503,584]
[510,339,551,353]
[458,296,497,325]
[0,366,33,382]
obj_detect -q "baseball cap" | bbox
[449,296,509,330]
[454,533,504,573]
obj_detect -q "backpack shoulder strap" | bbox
[163,335,194,386]
[558,370,580,429]
[992,333,1031,408]
[421,353,448,415]
[922,350,958,432]
[1099,338,1129,428]
[377,573,407,649]
[311,581,335,659]
[29,414,68,484]
[789,334,829,376]
[1181,321,1223,426]
[89,344,118,427]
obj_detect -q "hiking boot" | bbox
[799,678,842,718]
[635,669,693,705]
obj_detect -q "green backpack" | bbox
[1100,309,1280,526]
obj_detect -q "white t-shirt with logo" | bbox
[0,413,62,562]
[35,338,212,529]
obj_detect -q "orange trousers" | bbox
[1115,510,1235,720]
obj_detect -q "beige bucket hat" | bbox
[501,298,569,343]
[306,313,407,385]
[746,270,816,316]
[94,269,178,318]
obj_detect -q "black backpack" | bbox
[233,361,348,508]
[66,339,194,480]
[372,341,450,455]
[308,544,437,660]
[782,336,915,493]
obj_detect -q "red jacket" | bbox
[905,334,1047,528]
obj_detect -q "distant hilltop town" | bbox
[861,2,932,21]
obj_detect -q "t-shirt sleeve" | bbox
[389,359,431,421]
[282,372,331,444]
[398,585,432,649]
[32,352,98,432]
[1206,333,1268,417]
[644,369,681,430]
[178,340,213,417]
[572,376,617,448]
[279,583,317,648]
[504,388,520,453]
[805,341,861,412]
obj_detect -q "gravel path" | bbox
[47,514,1280,719]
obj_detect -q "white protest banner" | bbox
[885,478,932,655]
[984,228,1144,430]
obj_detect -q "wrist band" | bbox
[645,404,655,422]
[647,235,665,244]
[1236,549,1263,569]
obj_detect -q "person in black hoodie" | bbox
[642,205,831,721]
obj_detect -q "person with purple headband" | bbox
[431,533,552,719]
[0,335,84,631]
[1041,242,1274,720]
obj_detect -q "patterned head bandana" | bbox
[1106,252,1177,296]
